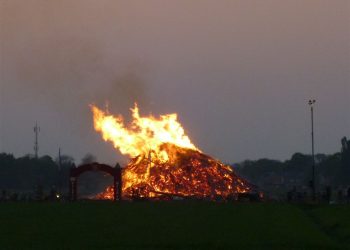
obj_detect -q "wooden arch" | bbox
[69,163,122,201]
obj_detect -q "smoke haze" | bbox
[1,0,349,164]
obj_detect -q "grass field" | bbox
[0,202,349,250]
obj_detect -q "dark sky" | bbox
[1,0,349,165]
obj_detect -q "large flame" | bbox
[91,104,252,200]
[91,104,198,162]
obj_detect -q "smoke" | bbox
[91,63,150,117]
[1,0,349,163]
[0,0,150,163]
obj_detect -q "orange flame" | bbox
[91,104,252,200]
[91,104,199,162]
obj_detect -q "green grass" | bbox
[0,202,349,249]
[306,204,350,247]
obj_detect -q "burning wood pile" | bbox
[91,104,254,200]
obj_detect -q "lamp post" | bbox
[308,99,316,200]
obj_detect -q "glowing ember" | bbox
[95,186,114,200]
[91,104,252,200]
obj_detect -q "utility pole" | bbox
[34,123,40,159]
[58,147,62,171]
[308,99,316,200]
[58,147,62,194]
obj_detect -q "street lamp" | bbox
[308,99,316,200]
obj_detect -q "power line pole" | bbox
[58,147,62,171]
[34,123,40,158]
[58,147,62,194]
[308,99,316,201]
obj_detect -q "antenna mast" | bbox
[34,123,40,158]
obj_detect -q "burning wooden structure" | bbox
[90,104,256,201]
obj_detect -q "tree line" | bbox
[0,137,349,200]
[234,137,350,199]
[0,153,112,200]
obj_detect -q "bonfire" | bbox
[91,104,253,200]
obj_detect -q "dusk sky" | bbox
[0,0,349,165]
